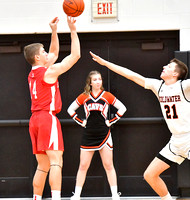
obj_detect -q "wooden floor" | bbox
[0,197,176,200]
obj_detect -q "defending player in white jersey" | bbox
[67,70,126,200]
[90,51,189,200]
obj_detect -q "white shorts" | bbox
[159,133,190,165]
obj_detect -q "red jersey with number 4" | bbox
[28,66,62,113]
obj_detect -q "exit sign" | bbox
[92,0,118,18]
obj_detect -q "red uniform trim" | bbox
[75,116,83,123]
[81,130,110,149]
[107,142,113,149]
[71,112,76,118]
[110,116,117,123]
[116,112,122,117]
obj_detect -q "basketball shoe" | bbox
[112,192,121,200]
[70,194,80,200]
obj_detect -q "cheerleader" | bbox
[68,70,126,200]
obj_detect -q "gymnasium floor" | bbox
[0,197,172,200]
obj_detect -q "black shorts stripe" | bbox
[156,153,175,166]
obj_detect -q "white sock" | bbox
[51,190,61,200]
[33,194,42,200]
[74,186,82,197]
[111,185,118,196]
[161,192,173,200]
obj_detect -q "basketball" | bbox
[63,0,85,17]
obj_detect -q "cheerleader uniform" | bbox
[68,90,126,151]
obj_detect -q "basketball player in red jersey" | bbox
[68,71,126,200]
[24,16,80,200]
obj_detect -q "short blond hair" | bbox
[24,43,43,65]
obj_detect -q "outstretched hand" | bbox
[89,51,106,66]
[49,17,59,32]
[67,16,76,32]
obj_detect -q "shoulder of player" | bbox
[29,66,46,78]
[30,67,58,87]
[145,78,163,89]
[181,78,190,83]
[31,65,46,71]
[181,79,190,89]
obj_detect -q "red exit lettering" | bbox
[97,2,113,15]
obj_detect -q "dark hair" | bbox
[83,71,104,95]
[24,43,43,65]
[171,58,188,80]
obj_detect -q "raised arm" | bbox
[45,17,60,67]
[90,51,146,88]
[44,16,81,83]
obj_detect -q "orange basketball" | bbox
[63,0,85,17]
